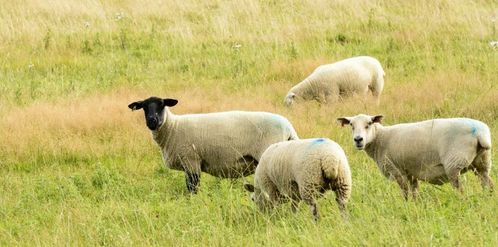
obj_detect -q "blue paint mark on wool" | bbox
[271,114,286,123]
[306,138,329,152]
[313,138,326,143]
[471,126,477,137]
[458,118,480,137]
[308,138,327,148]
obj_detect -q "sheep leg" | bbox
[444,154,473,194]
[185,172,200,194]
[446,167,463,194]
[332,182,349,220]
[335,197,348,221]
[300,186,320,222]
[180,155,202,194]
[370,85,382,106]
[289,181,300,213]
[265,184,281,209]
[485,176,495,192]
[474,169,495,192]
[379,159,409,200]
[479,173,494,192]
[442,156,468,193]
[475,171,495,192]
[370,72,384,105]
[408,176,419,200]
[308,199,319,223]
[472,150,494,191]
[374,95,381,106]
[290,200,299,213]
[393,175,410,200]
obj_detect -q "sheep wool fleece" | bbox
[285,56,384,105]
[255,138,351,212]
[153,109,299,178]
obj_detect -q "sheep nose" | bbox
[354,136,363,143]
[149,118,158,124]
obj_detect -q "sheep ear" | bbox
[163,98,178,107]
[128,101,143,111]
[337,117,351,127]
[372,115,384,123]
[243,183,255,192]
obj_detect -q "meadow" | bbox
[0,0,497,245]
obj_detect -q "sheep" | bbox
[128,96,299,193]
[244,138,352,222]
[284,56,385,106]
[337,114,494,200]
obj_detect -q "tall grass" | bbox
[0,0,497,245]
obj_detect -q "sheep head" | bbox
[243,182,272,212]
[337,114,383,150]
[128,97,178,131]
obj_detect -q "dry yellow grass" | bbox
[2,67,494,167]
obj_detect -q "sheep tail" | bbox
[477,125,492,150]
[320,154,340,180]
[321,154,352,203]
[371,62,385,98]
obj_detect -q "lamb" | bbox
[128,96,299,193]
[284,56,385,106]
[244,138,352,222]
[337,114,494,200]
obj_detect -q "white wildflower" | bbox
[232,43,242,50]
[490,41,498,49]
[115,12,125,21]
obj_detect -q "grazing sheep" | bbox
[244,138,352,221]
[284,56,385,106]
[337,114,494,199]
[128,97,299,193]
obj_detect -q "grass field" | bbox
[1,0,498,245]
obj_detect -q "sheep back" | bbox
[154,110,298,178]
[368,118,491,184]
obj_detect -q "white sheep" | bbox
[284,56,385,106]
[128,97,299,193]
[244,138,352,221]
[337,114,494,199]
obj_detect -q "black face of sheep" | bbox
[128,97,178,131]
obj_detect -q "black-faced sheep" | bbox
[129,97,299,193]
